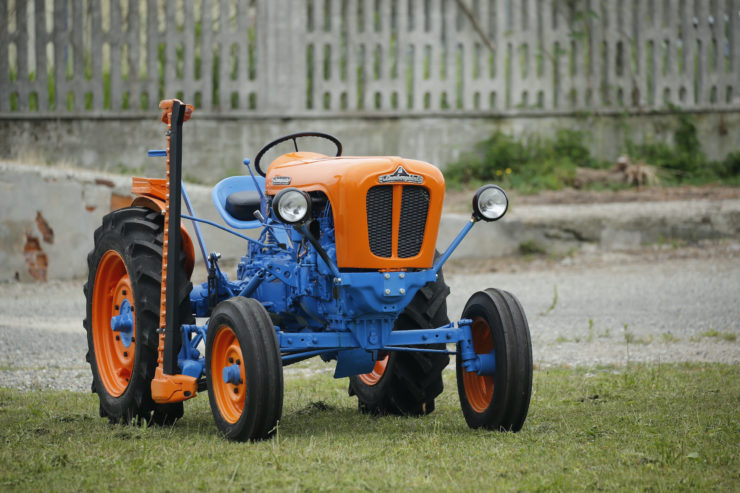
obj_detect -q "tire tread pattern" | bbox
[348,268,451,416]
[455,288,532,431]
[84,207,193,425]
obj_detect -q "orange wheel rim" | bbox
[211,325,246,424]
[462,317,495,413]
[358,354,389,386]
[91,250,136,397]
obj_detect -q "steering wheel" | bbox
[253,131,343,177]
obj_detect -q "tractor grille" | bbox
[366,186,393,257]
[366,185,430,259]
[398,187,430,258]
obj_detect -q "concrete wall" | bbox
[2,111,738,185]
[3,161,739,283]
[0,161,252,282]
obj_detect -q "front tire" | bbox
[348,269,451,415]
[84,207,193,424]
[206,297,283,441]
[456,288,532,431]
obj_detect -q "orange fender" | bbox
[131,177,195,278]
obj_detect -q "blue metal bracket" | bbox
[243,158,266,203]
[263,262,298,287]
[222,363,241,384]
[278,330,359,351]
[178,324,208,379]
[181,183,209,268]
[433,218,477,274]
[182,214,267,246]
[110,299,134,348]
[276,318,496,377]
[456,318,496,376]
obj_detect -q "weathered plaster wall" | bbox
[1,112,738,185]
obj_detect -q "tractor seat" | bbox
[212,174,265,229]
[225,190,261,222]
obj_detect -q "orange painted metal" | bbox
[91,250,135,397]
[357,354,389,386]
[265,153,446,269]
[149,99,198,405]
[209,325,246,424]
[462,317,495,413]
[150,367,198,403]
[130,178,195,278]
[132,176,168,198]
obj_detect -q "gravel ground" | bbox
[1,243,738,392]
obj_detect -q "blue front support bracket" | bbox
[276,318,496,377]
[433,218,476,274]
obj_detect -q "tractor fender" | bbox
[131,180,195,279]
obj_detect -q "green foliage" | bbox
[626,109,707,180]
[713,151,740,179]
[446,129,604,192]
[519,239,548,256]
[449,109,740,192]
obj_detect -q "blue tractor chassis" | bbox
[172,213,493,383]
[144,109,494,390]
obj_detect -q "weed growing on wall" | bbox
[448,110,740,192]
[446,129,610,193]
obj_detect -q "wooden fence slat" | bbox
[145,0,158,110]
[200,0,213,110]
[126,0,140,111]
[52,0,66,113]
[0,0,8,112]
[71,0,84,110]
[90,0,102,111]
[16,0,29,110]
[32,0,47,110]
[109,0,122,110]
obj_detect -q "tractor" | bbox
[84,100,532,441]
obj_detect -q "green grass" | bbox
[1,364,738,491]
[697,330,737,342]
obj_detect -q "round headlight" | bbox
[472,185,508,221]
[272,188,311,224]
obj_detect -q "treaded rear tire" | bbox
[348,268,451,416]
[84,207,193,425]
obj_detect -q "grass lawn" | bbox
[1,364,738,492]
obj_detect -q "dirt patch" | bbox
[444,185,740,211]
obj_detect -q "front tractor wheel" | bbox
[206,297,283,441]
[456,288,532,431]
[84,207,193,424]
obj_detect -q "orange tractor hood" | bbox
[265,153,446,270]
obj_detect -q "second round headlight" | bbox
[472,185,508,221]
[272,188,311,224]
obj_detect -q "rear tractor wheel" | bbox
[456,288,532,431]
[84,207,193,425]
[348,268,451,416]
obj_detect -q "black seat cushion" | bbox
[225,190,262,221]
